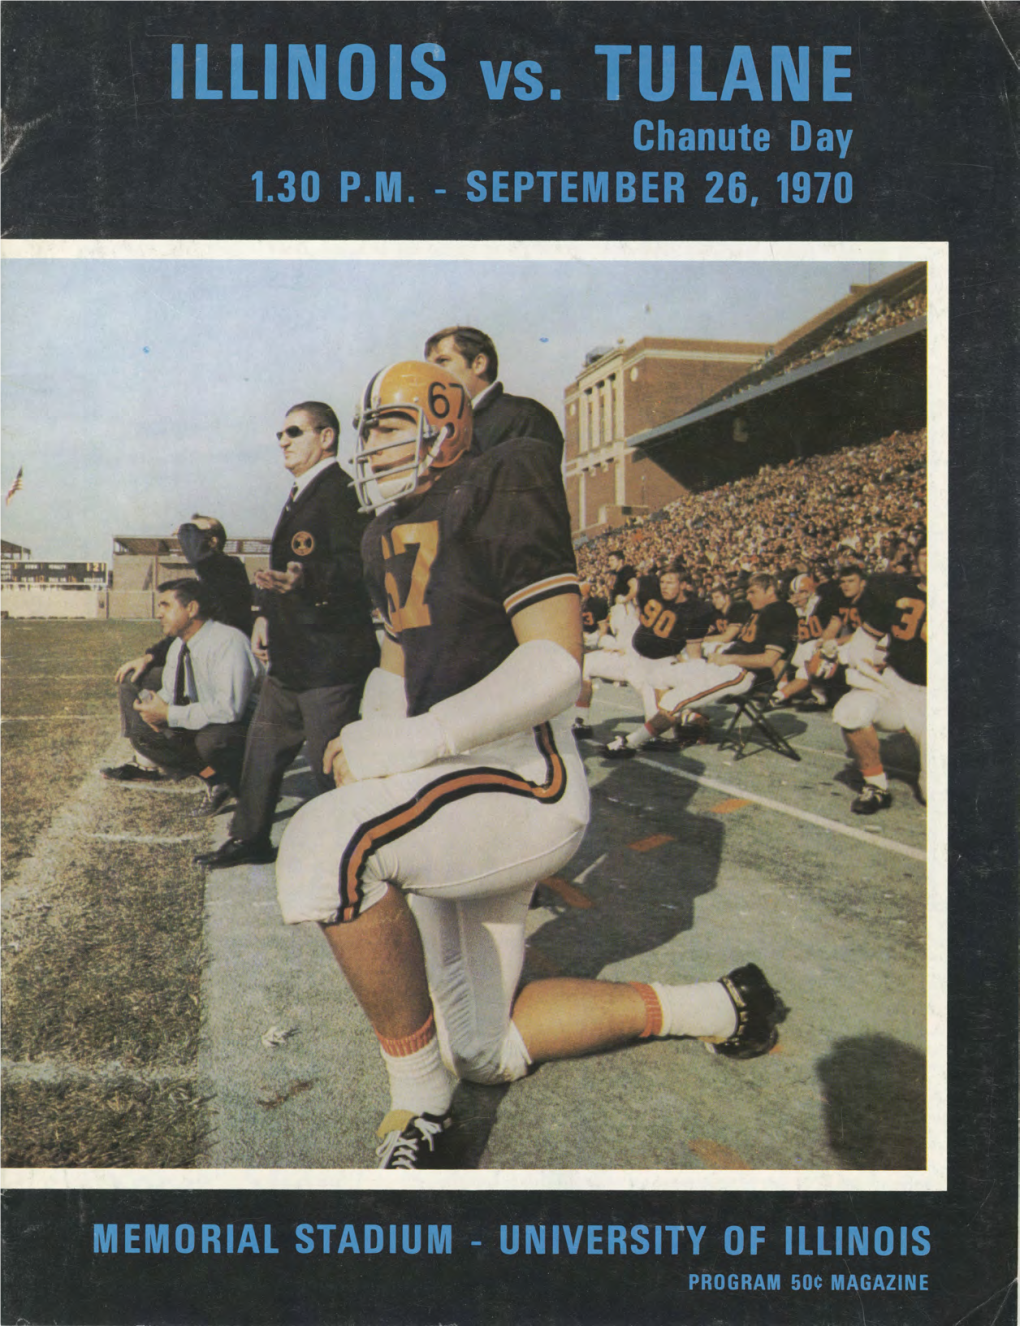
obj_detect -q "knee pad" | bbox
[454,1020,532,1085]
[832,688,881,731]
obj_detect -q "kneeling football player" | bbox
[276,361,781,1168]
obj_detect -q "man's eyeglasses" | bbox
[276,425,324,441]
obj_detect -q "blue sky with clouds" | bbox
[2,248,912,562]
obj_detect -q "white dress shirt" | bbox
[471,380,501,410]
[159,620,263,730]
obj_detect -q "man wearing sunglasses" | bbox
[196,402,379,870]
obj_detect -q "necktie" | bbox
[285,483,298,511]
[173,642,192,706]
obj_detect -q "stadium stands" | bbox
[576,427,927,600]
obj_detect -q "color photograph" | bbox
[1,246,941,1185]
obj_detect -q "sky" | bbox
[1,245,915,563]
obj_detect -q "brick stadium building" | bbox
[564,336,768,536]
[564,263,927,538]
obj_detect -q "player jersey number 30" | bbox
[891,595,927,642]
[382,522,438,632]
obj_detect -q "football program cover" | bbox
[1,4,1016,1323]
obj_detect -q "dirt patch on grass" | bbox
[83,784,209,837]
[1,1077,207,1168]
[3,841,206,1067]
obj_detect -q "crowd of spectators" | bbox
[705,288,928,413]
[777,290,928,378]
[576,428,927,601]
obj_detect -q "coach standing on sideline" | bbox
[196,402,379,870]
[423,325,564,460]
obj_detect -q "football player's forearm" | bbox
[431,639,580,754]
[735,650,784,671]
[340,640,581,781]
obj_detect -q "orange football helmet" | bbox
[353,360,474,510]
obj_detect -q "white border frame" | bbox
[0,238,948,1195]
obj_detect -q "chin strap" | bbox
[341,640,581,782]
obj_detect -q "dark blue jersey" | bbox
[580,594,609,634]
[728,600,799,674]
[709,598,751,637]
[610,564,638,604]
[633,588,714,660]
[797,581,842,642]
[363,440,579,716]
[862,574,927,686]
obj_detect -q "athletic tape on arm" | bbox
[341,640,581,780]
[431,638,581,755]
[360,666,407,720]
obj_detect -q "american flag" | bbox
[5,467,24,505]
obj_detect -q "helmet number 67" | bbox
[428,381,467,420]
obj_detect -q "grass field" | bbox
[2,619,930,1173]
[2,619,212,1166]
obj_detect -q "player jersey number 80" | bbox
[382,522,439,631]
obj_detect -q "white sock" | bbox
[379,1036,455,1119]
[864,771,888,790]
[649,980,737,1039]
[626,723,655,750]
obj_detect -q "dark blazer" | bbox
[470,383,564,461]
[260,464,379,689]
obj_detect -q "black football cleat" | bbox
[851,785,892,815]
[603,736,637,759]
[675,711,711,745]
[376,1110,453,1169]
[100,762,166,782]
[571,717,594,740]
[709,963,780,1060]
[642,737,680,753]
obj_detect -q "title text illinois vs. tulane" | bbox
[170,42,853,103]
[171,42,856,211]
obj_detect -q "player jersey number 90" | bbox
[640,598,678,639]
[382,522,439,631]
